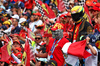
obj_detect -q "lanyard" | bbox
[73,22,82,42]
[50,38,61,54]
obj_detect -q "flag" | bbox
[83,3,92,25]
[0,34,12,62]
[62,40,91,66]
[51,0,66,12]
[27,29,35,41]
[0,43,11,62]
[37,1,56,18]
[22,39,30,66]
[62,40,91,58]
[25,0,34,9]
[42,19,52,37]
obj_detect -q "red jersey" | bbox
[46,38,69,66]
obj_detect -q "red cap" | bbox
[95,3,100,7]
[92,6,100,11]
[16,47,21,52]
[59,14,65,18]
[51,23,64,31]
[13,40,20,45]
[33,12,41,17]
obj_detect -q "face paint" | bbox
[52,29,63,40]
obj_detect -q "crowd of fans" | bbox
[0,0,100,66]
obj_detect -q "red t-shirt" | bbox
[46,38,69,66]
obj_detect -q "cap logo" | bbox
[92,39,96,42]
[53,23,63,29]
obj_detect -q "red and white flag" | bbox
[62,40,91,58]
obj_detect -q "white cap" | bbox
[12,14,19,19]
[19,18,26,24]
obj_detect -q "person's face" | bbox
[92,10,99,16]
[34,15,39,21]
[30,15,34,22]
[26,10,31,15]
[13,11,17,15]
[4,24,9,28]
[12,19,18,26]
[13,42,20,48]
[35,36,42,44]
[3,17,8,21]
[23,15,28,19]
[59,17,64,22]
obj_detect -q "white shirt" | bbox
[29,20,43,32]
[85,46,98,66]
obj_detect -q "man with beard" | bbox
[29,12,43,33]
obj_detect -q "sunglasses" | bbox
[35,37,41,40]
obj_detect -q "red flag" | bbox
[22,39,30,66]
[83,3,92,25]
[42,19,52,37]
[38,1,56,18]
[62,40,91,58]
[0,43,11,62]
[25,0,34,9]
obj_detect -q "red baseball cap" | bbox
[59,14,65,18]
[95,3,100,7]
[13,40,20,45]
[16,47,21,52]
[51,23,64,31]
[92,6,100,11]
[33,12,41,17]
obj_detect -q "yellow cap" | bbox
[3,21,11,25]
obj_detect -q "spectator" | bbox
[29,12,43,32]
[85,35,98,66]
[11,18,21,34]
[3,13,10,21]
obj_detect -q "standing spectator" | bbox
[71,6,93,42]
[85,35,98,66]
[29,12,43,32]
[35,23,69,66]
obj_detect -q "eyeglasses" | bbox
[35,37,41,40]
